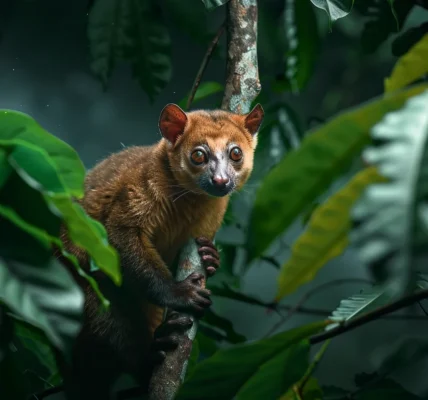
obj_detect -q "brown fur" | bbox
[59,105,263,398]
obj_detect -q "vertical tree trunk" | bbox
[148,1,261,398]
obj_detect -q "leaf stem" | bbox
[185,21,226,111]
[310,288,428,345]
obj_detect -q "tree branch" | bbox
[221,0,261,114]
[310,289,428,345]
[148,1,261,399]
[185,22,226,111]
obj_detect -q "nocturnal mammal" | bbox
[58,103,264,399]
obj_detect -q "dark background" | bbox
[2,0,428,396]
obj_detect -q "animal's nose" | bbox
[212,176,230,186]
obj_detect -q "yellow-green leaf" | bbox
[385,34,428,93]
[275,167,385,301]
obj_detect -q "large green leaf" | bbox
[0,110,85,198]
[87,0,125,87]
[392,22,428,57]
[355,0,413,54]
[176,320,330,400]
[247,83,428,262]
[0,307,27,400]
[275,168,385,301]
[385,34,428,93]
[123,0,172,102]
[1,141,121,285]
[0,257,84,361]
[275,0,319,93]
[310,0,353,25]
[351,89,428,297]
[88,0,172,101]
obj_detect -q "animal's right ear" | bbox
[158,104,188,145]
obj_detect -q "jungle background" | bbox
[1,0,428,399]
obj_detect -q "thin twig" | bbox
[259,255,281,269]
[310,288,428,345]
[185,21,226,111]
[417,300,428,316]
[264,279,373,338]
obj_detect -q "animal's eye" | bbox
[229,147,243,162]
[190,149,207,165]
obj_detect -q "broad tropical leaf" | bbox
[0,110,85,198]
[351,89,428,297]
[1,141,121,285]
[275,167,385,301]
[201,309,246,344]
[176,320,330,400]
[326,286,393,330]
[385,34,428,93]
[201,0,230,10]
[88,0,172,101]
[310,0,353,25]
[247,83,428,262]
[355,0,413,54]
[275,0,319,93]
[0,258,84,360]
[392,22,428,57]
[87,0,125,86]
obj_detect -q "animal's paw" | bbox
[150,311,193,364]
[195,237,220,277]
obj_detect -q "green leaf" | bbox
[327,286,393,330]
[178,82,224,111]
[310,0,353,25]
[355,0,413,54]
[11,315,58,379]
[0,110,85,198]
[385,34,428,93]
[202,309,246,344]
[201,0,230,10]
[392,22,428,57]
[195,331,218,357]
[351,89,428,297]
[0,204,52,266]
[235,341,310,400]
[0,307,28,400]
[87,0,126,87]
[281,377,323,400]
[1,141,121,285]
[123,0,172,102]
[277,0,320,93]
[247,83,428,262]
[88,0,172,101]
[275,168,385,301]
[175,320,330,400]
[0,258,84,361]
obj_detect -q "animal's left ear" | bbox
[244,104,264,135]
[159,103,188,144]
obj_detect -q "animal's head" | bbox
[158,103,264,198]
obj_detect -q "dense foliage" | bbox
[2,0,428,399]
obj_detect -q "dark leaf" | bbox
[178,82,224,110]
[210,284,272,308]
[274,0,320,93]
[123,0,172,102]
[175,320,329,400]
[195,331,218,357]
[392,22,428,57]
[0,307,27,400]
[246,83,428,261]
[0,258,84,361]
[355,0,413,54]
[202,309,246,344]
[0,110,85,198]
